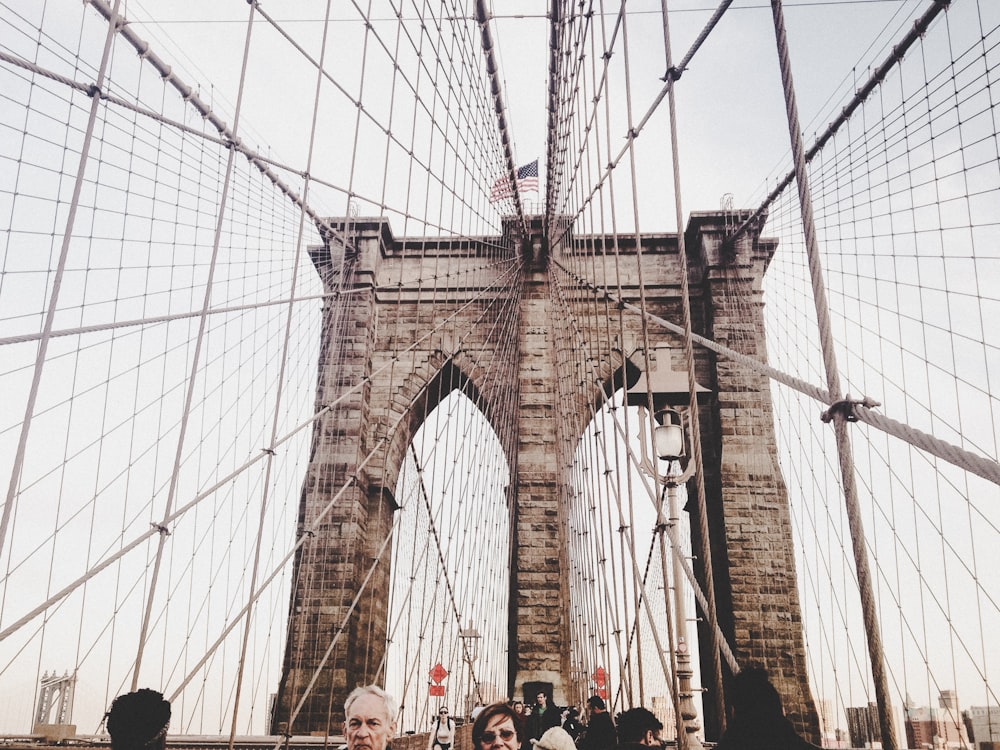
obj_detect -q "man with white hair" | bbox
[345,685,398,750]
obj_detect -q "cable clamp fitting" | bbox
[662,66,683,82]
[820,394,881,424]
[151,522,170,536]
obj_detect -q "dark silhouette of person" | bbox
[561,706,583,741]
[579,695,617,750]
[714,667,821,750]
[106,689,171,750]
[614,707,662,750]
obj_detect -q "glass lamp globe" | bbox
[653,423,685,460]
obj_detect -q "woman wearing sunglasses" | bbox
[472,703,524,750]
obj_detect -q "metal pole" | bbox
[666,478,704,750]
[466,657,472,721]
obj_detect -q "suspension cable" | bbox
[769,1,896,746]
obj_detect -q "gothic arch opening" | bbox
[565,386,704,732]
[385,388,512,732]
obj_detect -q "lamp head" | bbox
[653,422,685,461]
[624,348,711,413]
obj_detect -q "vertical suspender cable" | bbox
[0,0,125,564]
[618,2,654,707]
[131,0,259,690]
[225,0,335,743]
[658,0,731,736]
[769,2,896,748]
[474,0,527,235]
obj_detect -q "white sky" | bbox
[2,0,996,741]
[123,0,936,225]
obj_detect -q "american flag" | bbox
[489,159,539,201]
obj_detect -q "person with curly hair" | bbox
[106,689,171,750]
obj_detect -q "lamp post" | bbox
[459,622,481,721]
[659,412,704,750]
[627,348,708,750]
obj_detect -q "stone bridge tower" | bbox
[271,211,819,743]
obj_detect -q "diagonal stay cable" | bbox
[549,270,741,673]
[547,0,734,246]
[407,444,483,687]
[726,0,951,247]
[474,0,527,232]
[0,260,523,640]
[83,0,349,250]
[554,260,1000,487]
[0,46,512,247]
[0,256,515,348]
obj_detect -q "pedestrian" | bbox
[561,707,583,741]
[528,691,562,740]
[344,685,398,750]
[473,703,525,750]
[105,689,171,750]
[532,727,577,750]
[579,696,616,750]
[614,707,662,750]
[714,666,821,750]
[427,706,455,750]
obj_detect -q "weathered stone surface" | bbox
[273,213,818,743]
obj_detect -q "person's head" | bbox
[586,695,606,715]
[344,685,398,750]
[532,727,576,750]
[473,703,523,750]
[512,701,524,714]
[438,707,450,721]
[106,689,171,750]
[536,692,548,708]
[616,707,663,746]
[728,666,785,720]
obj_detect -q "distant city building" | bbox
[846,703,880,748]
[820,736,850,750]
[816,699,851,748]
[964,705,1000,745]
[816,698,847,747]
[650,695,676,739]
[904,691,971,749]
[817,699,833,736]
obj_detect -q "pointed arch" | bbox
[377,351,515,497]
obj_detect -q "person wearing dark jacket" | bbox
[528,691,562,741]
[714,667,822,750]
[561,706,584,741]
[579,696,617,750]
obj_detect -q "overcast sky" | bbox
[123,0,936,229]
